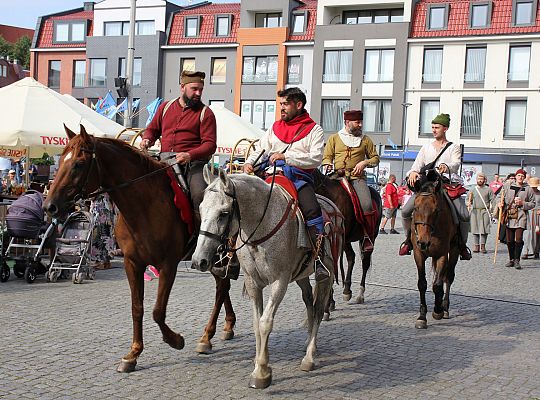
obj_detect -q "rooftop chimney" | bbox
[84,1,94,11]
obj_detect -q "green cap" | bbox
[432,113,450,127]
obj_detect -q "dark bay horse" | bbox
[411,176,459,329]
[44,125,237,372]
[313,170,382,304]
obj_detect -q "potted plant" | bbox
[31,153,55,180]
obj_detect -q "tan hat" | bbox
[180,70,205,85]
[8,169,15,174]
[529,176,540,188]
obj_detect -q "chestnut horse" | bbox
[313,170,382,304]
[411,176,459,329]
[44,125,236,372]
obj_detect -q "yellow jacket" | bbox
[322,133,379,180]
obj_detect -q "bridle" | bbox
[413,191,441,237]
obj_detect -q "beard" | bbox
[349,126,362,137]
[183,93,201,108]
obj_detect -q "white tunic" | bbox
[246,124,324,170]
[407,142,461,176]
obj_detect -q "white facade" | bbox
[317,0,413,25]
[93,0,169,36]
[285,44,314,111]
[405,35,540,152]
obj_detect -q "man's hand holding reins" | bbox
[176,152,191,165]
[408,171,419,187]
[351,160,368,177]
[140,139,151,150]
[437,163,449,174]
[269,152,285,164]
[243,163,254,174]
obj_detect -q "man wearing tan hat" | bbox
[466,172,494,253]
[522,176,540,259]
[141,70,217,225]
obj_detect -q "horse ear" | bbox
[64,124,76,140]
[203,164,213,184]
[79,124,90,139]
[218,168,234,192]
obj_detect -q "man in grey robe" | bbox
[466,172,494,254]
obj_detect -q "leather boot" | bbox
[308,226,329,282]
[459,222,472,260]
[399,218,412,256]
[514,241,524,270]
[480,244,487,254]
[505,242,515,268]
[473,244,480,253]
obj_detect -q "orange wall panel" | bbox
[32,51,86,95]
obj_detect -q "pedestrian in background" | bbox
[380,174,399,234]
[467,172,494,253]
[489,174,503,195]
[522,176,540,260]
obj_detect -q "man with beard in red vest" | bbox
[243,87,329,281]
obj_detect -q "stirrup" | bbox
[460,246,472,261]
[362,235,374,252]
[399,241,411,256]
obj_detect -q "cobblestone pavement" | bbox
[1,219,539,399]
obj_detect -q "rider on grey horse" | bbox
[399,113,472,260]
[243,87,330,281]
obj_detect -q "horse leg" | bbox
[302,273,333,371]
[443,250,458,319]
[196,274,227,354]
[249,279,288,389]
[324,286,335,321]
[153,260,185,350]
[354,250,372,304]
[432,257,446,320]
[221,278,237,340]
[343,242,355,302]
[296,278,315,341]
[414,253,428,329]
[117,258,145,373]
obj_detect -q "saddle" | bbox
[339,179,379,252]
[166,169,194,235]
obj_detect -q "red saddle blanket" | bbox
[265,175,298,201]
[339,179,379,243]
[166,169,194,235]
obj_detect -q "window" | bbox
[364,49,394,82]
[504,100,527,137]
[185,17,200,37]
[461,100,483,137]
[508,46,530,81]
[255,13,282,28]
[216,15,231,37]
[242,56,278,83]
[73,60,86,88]
[470,3,491,28]
[119,58,142,87]
[0,65,6,77]
[323,50,352,82]
[362,99,391,133]
[211,58,226,84]
[53,21,86,43]
[240,100,276,129]
[423,48,443,83]
[427,5,448,30]
[513,0,536,26]
[48,60,61,88]
[464,47,486,83]
[287,56,302,84]
[89,59,107,87]
[343,9,403,24]
[292,12,307,33]
[137,21,155,35]
[209,100,225,107]
[105,21,155,36]
[180,58,196,75]
[419,100,440,136]
[321,99,351,132]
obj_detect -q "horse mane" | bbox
[96,137,165,173]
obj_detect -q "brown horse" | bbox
[313,170,382,305]
[43,125,236,372]
[411,176,459,329]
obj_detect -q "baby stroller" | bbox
[47,210,94,284]
[4,190,57,283]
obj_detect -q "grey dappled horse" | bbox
[192,168,344,389]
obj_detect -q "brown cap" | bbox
[180,70,205,84]
[344,110,363,121]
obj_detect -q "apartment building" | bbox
[404,0,540,178]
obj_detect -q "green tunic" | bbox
[322,133,379,180]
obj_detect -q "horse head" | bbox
[192,166,239,273]
[413,178,442,253]
[44,124,100,219]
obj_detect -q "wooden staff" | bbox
[493,187,505,265]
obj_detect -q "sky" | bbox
[0,0,231,29]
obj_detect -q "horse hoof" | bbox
[167,334,185,350]
[343,293,352,302]
[116,359,136,373]
[300,358,316,372]
[249,370,272,389]
[195,342,212,354]
[329,302,336,312]
[443,311,450,319]
[432,311,444,320]
[354,296,364,304]
[322,312,330,321]
[415,319,427,329]
[221,330,234,341]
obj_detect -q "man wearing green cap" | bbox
[398,113,472,260]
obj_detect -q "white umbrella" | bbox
[210,104,263,156]
[0,77,124,158]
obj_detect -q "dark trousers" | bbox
[187,161,207,214]
[297,183,322,224]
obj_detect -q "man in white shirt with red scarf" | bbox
[244,87,329,281]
